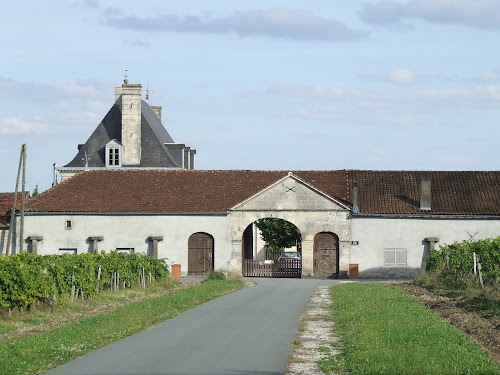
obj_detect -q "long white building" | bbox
[5,169,499,279]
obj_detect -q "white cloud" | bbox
[105,8,369,41]
[388,68,416,85]
[263,80,500,128]
[359,0,500,28]
[53,80,103,97]
[0,117,51,135]
[268,84,344,98]
[0,77,114,137]
[0,77,110,103]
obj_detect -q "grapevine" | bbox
[0,251,170,310]
[426,236,500,287]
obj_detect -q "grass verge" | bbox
[0,279,243,375]
[318,283,500,375]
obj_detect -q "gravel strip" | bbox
[285,286,343,375]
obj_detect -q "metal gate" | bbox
[243,259,301,278]
[188,233,213,276]
[313,232,339,279]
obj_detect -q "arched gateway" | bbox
[229,173,350,278]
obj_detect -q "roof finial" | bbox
[124,69,129,84]
[145,83,154,103]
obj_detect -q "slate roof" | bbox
[63,99,180,169]
[24,169,500,216]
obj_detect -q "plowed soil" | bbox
[398,283,500,362]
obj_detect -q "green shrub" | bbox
[205,271,226,281]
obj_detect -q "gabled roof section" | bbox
[347,170,500,215]
[141,101,174,144]
[64,99,122,168]
[63,98,178,169]
[25,170,349,214]
[231,172,350,211]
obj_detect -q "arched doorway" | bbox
[313,232,339,279]
[188,233,214,276]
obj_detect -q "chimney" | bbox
[190,149,196,170]
[184,147,191,169]
[151,106,162,122]
[352,182,360,214]
[120,84,142,165]
[420,177,432,211]
[114,85,123,102]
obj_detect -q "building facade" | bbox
[6,169,499,279]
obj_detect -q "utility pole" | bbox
[6,144,26,255]
[20,145,26,253]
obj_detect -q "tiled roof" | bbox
[0,192,28,226]
[348,170,500,215]
[25,170,349,213]
[24,169,500,216]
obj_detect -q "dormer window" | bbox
[108,148,119,166]
[105,140,123,167]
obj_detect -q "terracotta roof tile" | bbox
[24,169,500,216]
[348,170,500,215]
[0,192,28,226]
[25,170,348,213]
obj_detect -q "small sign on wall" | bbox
[351,241,359,245]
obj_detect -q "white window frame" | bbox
[105,140,123,167]
[384,248,407,267]
[65,220,73,230]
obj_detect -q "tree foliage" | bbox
[255,218,301,253]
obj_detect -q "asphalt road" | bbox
[43,278,341,375]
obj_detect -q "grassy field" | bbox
[319,283,500,375]
[0,278,243,375]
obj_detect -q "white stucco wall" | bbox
[350,215,500,278]
[14,214,233,276]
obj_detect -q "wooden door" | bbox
[313,232,339,279]
[188,233,214,276]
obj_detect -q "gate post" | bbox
[230,239,243,277]
[301,239,314,278]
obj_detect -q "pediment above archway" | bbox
[231,174,348,212]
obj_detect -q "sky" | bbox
[1,0,499,193]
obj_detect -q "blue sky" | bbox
[1,0,499,193]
